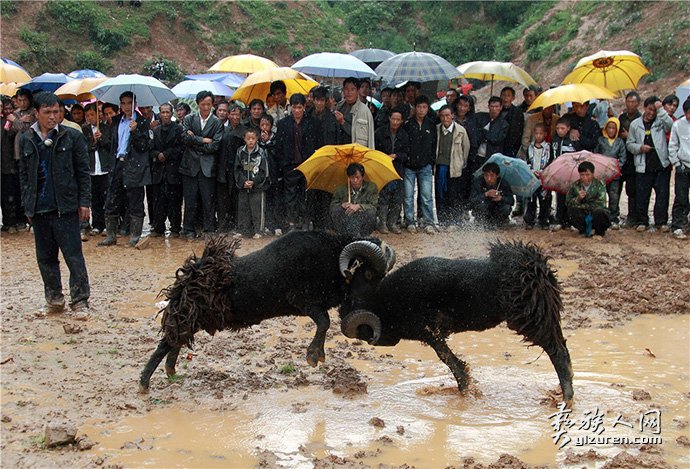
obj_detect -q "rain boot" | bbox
[128,216,144,247]
[97,216,118,247]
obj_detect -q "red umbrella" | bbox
[540,150,621,195]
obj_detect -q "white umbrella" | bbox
[292,52,376,79]
[171,80,234,99]
[91,74,176,106]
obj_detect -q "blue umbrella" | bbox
[171,80,235,99]
[292,52,376,79]
[68,69,106,79]
[91,74,176,106]
[473,153,541,198]
[1,58,28,73]
[185,72,245,88]
[21,73,73,93]
[375,51,459,83]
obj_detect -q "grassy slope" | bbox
[1,0,688,91]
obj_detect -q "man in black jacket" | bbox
[18,92,91,312]
[475,96,509,166]
[564,102,600,152]
[374,107,409,234]
[275,93,323,231]
[148,103,183,237]
[217,103,246,232]
[178,90,224,238]
[81,103,112,237]
[499,86,524,157]
[99,91,152,247]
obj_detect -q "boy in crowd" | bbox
[523,123,552,230]
[566,161,610,237]
[594,117,626,228]
[234,128,270,238]
[550,116,577,229]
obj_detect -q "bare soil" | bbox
[1,222,688,467]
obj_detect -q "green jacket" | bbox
[330,179,378,212]
[565,177,608,212]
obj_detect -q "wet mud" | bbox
[1,226,688,468]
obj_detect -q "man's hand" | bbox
[244,181,253,189]
[654,100,663,110]
[578,188,587,201]
[7,113,16,123]
[93,128,101,140]
[569,129,580,141]
[157,152,166,162]
[619,128,628,139]
[129,120,138,132]
[78,206,90,222]
[334,110,345,125]
[150,120,159,130]
[640,144,652,153]
[388,153,397,160]
[186,130,195,137]
[202,137,213,144]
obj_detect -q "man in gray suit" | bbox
[178,91,224,239]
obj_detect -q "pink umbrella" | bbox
[540,150,621,194]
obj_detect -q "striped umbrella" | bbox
[375,51,459,84]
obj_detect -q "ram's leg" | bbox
[427,337,470,391]
[164,346,182,377]
[139,338,174,393]
[305,308,330,367]
[545,343,574,407]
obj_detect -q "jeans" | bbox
[32,211,90,305]
[403,164,434,226]
[635,168,671,227]
[671,166,690,230]
[524,188,552,227]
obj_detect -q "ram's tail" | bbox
[490,240,574,404]
[158,236,240,348]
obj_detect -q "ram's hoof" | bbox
[563,398,574,409]
[138,382,150,394]
[165,365,176,377]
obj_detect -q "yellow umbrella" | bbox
[0,82,25,96]
[208,54,278,74]
[231,67,317,105]
[528,83,617,112]
[55,77,109,101]
[562,50,650,93]
[456,60,537,94]
[297,144,401,197]
[0,63,31,84]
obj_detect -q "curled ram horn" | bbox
[338,240,388,278]
[380,241,396,272]
[341,309,382,344]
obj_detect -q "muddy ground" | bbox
[1,223,689,468]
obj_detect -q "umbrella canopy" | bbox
[232,67,318,105]
[0,62,31,83]
[540,150,621,195]
[456,61,538,90]
[674,77,690,119]
[208,54,278,74]
[21,72,73,92]
[473,153,541,198]
[55,77,109,101]
[292,52,376,79]
[375,51,459,83]
[0,82,24,96]
[185,72,245,88]
[562,50,650,93]
[91,74,176,106]
[68,69,107,79]
[528,84,617,112]
[297,143,401,194]
[171,80,235,99]
[350,48,396,65]
[366,96,382,109]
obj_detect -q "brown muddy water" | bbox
[81,314,689,468]
[2,228,689,468]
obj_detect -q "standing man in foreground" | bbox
[18,92,91,312]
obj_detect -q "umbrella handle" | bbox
[348,177,351,204]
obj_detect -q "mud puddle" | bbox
[82,314,689,468]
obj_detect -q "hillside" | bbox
[1,0,688,100]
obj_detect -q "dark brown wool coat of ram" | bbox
[339,240,574,405]
[139,230,395,392]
